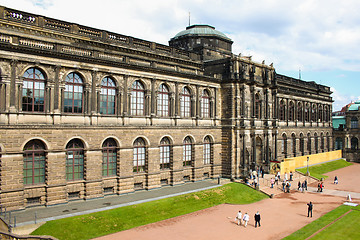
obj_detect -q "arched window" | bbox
[102,138,117,177]
[299,133,305,155]
[311,105,317,122]
[335,137,343,150]
[351,117,358,129]
[100,77,116,115]
[305,104,310,122]
[324,106,329,122]
[157,84,170,117]
[307,133,312,153]
[291,133,296,156]
[133,138,146,173]
[318,105,323,122]
[320,133,324,152]
[64,73,83,113]
[282,134,287,158]
[180,87,191,117]
[160,137,171,170]
[314,133,319,153]
[183,136,193,166]
[297,102,303,122]
[255,93,261,119]
[351,137,358,150]
[203,136,212,165]
[66,139,84,181]
[23,140,46,185]
[279,100,286,121]
[22,68,46,112]
[201,90,210,118]
[326,133,330,151]
[288,101,294,121]
[131,81,145,116]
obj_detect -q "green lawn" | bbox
[32,183,268,240]
[296,159,352,180]
[283,204,360,240]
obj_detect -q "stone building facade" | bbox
[0,6,333,210]
[333,101,360,162]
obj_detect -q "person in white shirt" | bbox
[235,210,242,225]
[243,212,250,227]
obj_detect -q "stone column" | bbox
[91,71,98,114]
[150,78,156,116]
[9,59,18,111]
[196,85,200,118]
[53,65,61,113]
[123,75,128,115]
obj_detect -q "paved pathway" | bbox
[12,162,360,239]
[94,163,360,240]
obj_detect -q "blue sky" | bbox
[1,0,359,111]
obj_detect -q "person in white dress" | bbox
[235,210,242,225]
[243,212,250,227]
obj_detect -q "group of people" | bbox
[249,166,265,180]
[235,210,261,228]
[298,179,308,192]
[317,182,325,192]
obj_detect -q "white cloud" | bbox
[1,0,360,110]
[2,0,360,72]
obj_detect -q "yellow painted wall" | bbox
[279,150,342,174]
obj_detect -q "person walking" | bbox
[254,211,261,228]
[298,181,301,191]
[301,182,305,193]
[282,180,286,192]
[235,210,242,226]
[243,212,250,227]
[290,171,293,181]
[304,179,308,191]
[334,176,338,184]
[270,178,274,188]
[254,177,258,189]
[286,181,291,193]
[307,201,313,217]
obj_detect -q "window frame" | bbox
[160,137,171,170]
[100,77,116,115]
[157,84,170,117]
[131,81,145,116]
[180,87,191,118]
[279,100,285,121]
[133,138,146,173]
[66,139,84,181]
[201,90,210,118]
[102,138,117,177]
[64,73,84,114]
[23,140,46,185]
[203,136,212,165]
[183,136,193,167]
[255,93,261,119]
[22,68,46,113]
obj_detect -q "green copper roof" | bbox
[332,116,346,129]
[348,101,360,111]
[173,25,231,41]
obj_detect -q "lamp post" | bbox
[306,156,310,176]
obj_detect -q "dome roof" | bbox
[348,101,360,111]
[172,25,231,41]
